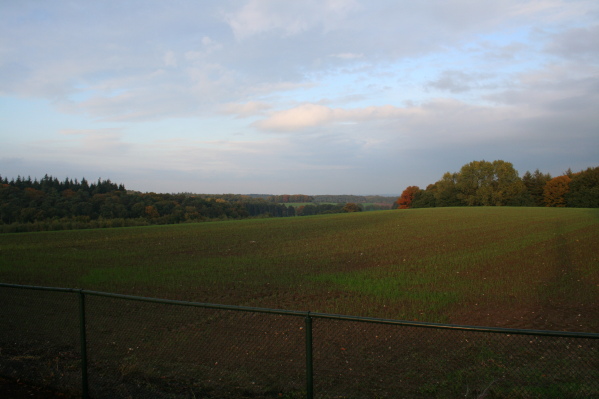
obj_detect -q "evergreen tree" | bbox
[566,166,599,207]
[522,169,552,206]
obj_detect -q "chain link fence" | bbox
[1,283,598,398]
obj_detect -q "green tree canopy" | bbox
[434,172,462,207]
[456,160,528,206]
[566,167,599,208]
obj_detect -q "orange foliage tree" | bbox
[543,175,571,207]
[342,202,361,212]
[397,186,421,209]
[145,205,160,218]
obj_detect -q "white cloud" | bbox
[163,51,177,67]
[221,101,271,118]
[201,36,223,53]
[184,51,203,61]
[330,53,363,59]
[254,103,428,132]
[224,0,358,39]
[254,104,336,131]
[51,128,131,153]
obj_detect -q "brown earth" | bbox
[450,302,599,332]
[0,376,76,399]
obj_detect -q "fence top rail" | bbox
[0,282,78,294]
[2,282,598,339]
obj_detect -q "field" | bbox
[1,207,599,398]
[1,206,598,332]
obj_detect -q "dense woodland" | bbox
[0,175,378,233]
[395,160,599,209]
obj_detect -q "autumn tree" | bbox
[396,186,420,209]
[342,203,361,212]
[144,205,160,218]
[543,175,571,207]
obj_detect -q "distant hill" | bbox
[312,195,397,204]
[263,194,397,204]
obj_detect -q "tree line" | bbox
[0,175,289,232]
[395,160,599,209]
[0,175,363,233]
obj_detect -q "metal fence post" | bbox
[78,290,90,399]
[305,312,313,399]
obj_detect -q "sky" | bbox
[1,1,598,195]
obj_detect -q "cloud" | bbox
[476,42,530,62]
[545,24,599,60]
[254,104,336,131]
[201,36,223,53]
[427,70,497,93]
[2,1,598,194]
[508,0,597,22]
[57,128,130,152]
[3,0,595,123]
[224,0,358,39]
[330,53,364,60]
[220,101,271,118]
[251,87,597,155]
[486,64,599,111]
[254,103,433,132]
[163,51,177,67]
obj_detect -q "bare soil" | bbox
[0,376,76,399]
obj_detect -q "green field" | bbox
[1,207,598,330]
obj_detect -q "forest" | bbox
[395,160,599,209]
[0,175,369,233]
[0,175,280,232]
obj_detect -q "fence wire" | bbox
[84,295,305,398]
[1,284,598,399]
[0,286,82,395]
[311,318,599,398]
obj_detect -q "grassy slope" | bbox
[1,207,597,330]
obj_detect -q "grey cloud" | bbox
[476,42,530,63]
[486,68,599,112]
[426,70,497,93]
[546,24,599,60]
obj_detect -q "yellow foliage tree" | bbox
[543,175,571,207]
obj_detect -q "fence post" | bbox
[305,312,313,399]
[78,290,90,399]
